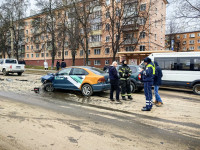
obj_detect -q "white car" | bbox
[0,59,25,76]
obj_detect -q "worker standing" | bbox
[118,60,133,100]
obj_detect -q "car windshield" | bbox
[117,65,137,73]
[5,59,17,64]
[87,67,104,75]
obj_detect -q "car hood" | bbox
[41,73,55,81]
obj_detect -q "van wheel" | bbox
[130,82,136,93]
[44,82,54,92]
[3,69,8,76]
[81,84,93,96]
[193,84,200,95]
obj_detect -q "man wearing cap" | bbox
[118,60,133,100]
[141,57,155,111]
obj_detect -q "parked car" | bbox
[41,66,110,96]
[0,59,25,76]
[105,65,143,93]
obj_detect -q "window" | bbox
[194,58,200,71]
[106,24,110,31]
[155,34,157,41]
[189,34,195,38]
[140,45,145,51]
[183,47,186,51]
[26,38,29,42]
[189,46,194,50]
[94,60,101,65]
[80,50,84,56]
[36,53,40,58]
[154,57,177,70]
[41,53,44,57]
[177,35,180,39]
[88,60,91,65]
[94,49,101,55]
[58,68,71,75]
[116,8,121,16]
[90,35,102,42]
[31,54,34,58]
[41,35,44,40]
[36,44,40,50]
[91,23,102,31]
[5,60,17,64]
[46,53,49,57]
[184,34,187,38]
[155,20,157,27]
[126,46,134,51]
[26,30,28,34]
[88,49,91,55]
[198,46,200,50]
[106,36,110,42]
[183,41,186,44]
[71,68,88,75]
[105,48,110,54]
[189,40,194,44]
[140,32,145,38]
[179,58,191,70]
[26,54,29,58]
[65,51,68,56]
[129,66,137,73]
[198,39,200,43]
[106,0,110,5]
[139,18,145,25]
[105,60,110,65]
[106,11,110,18]
[27,46,29,50]
[155,7,157,15]
[140,4,146,11]
[198,33,200,37]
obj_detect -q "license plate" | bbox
[16,66,21,69]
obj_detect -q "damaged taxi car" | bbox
[41,66,110,96]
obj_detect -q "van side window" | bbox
[193,58,200,71]
[155,57,177,70]
[179,58,191,70]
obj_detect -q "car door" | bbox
[53,68,72,89]
[68,68,89,90]
[0,59,3,71]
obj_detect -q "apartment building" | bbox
[20,0,168,68]
[165,31,200,52]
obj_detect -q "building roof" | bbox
[166,30,200,36]
[118,50,173,55]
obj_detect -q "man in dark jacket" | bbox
[118,60,133,100]
[56,61,60,71]
[109,61,121,103]
[153,61,163,107]
[61,60,67,69]
[141,57,155,111]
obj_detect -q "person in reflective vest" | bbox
[119,60,133,100]
[141,57,155,111]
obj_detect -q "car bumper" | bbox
[136,81,144,89]
[7,70,24,73]
[92,83,111,92]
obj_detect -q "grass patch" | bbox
[26,65,56,70]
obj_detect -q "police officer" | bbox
[119,60,133,100]
[141,57,155,111]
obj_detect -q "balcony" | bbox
[123,39,137,45]
[89,42,102,48]
[122,23,139,32]
[34,49,41,53]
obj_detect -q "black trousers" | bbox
[110,80,120,100]
[120,79,131,97]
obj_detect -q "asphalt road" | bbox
[0,91,199,150]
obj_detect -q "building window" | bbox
[198,46,200,50]
[106,11,110,18]
[31,54,34,58]
[184,34,187,38]
[189,40,194,44]
[155,34,157,41]
[155,7,157,15]
[94,49,101,55]
[198,33,200,37]
[46,53,49,57]
[183,47,186,51]
[140,45,145,51]
[155,20,157,28]
[26,54,29,58]
[189,33,195,38]
[116,8,121,16]
[31,45,33,50]
[80,50,84,56]
[105,60,110,65]
[26,38,29,42]
[106,36,110,42]
[36,44,40,50]
[36,53,40,57]
[94,60,101,65]
[88,60,91,65]
[198,39,200,43]
[41,53,44,57]
[27,46,29,50]
[90,35,102,42]
[126,46,134,51]
[106,0,110,5]
[65,51,68,56]
[189,46,194,50]
[183,41,186,44]
[106,24,110,31]
[26,30,28,34]
[140,4,146,11]
[105,48,110,54]
[140,32,145,38]
[177,35,180,39]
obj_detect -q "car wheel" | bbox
[193,84,200,95]
[81,84,93,96]
[18,72,22,76]
[44,82,54,92]
[130,82,136,93]
[3,69,8,76]
[137,87,143,92]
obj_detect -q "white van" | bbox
[144,52,200,95]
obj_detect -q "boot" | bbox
[153,100,158,104]
[141,107,151,111]
[156,102,163,107]
[122,96,126,100]
[128,96,133,100]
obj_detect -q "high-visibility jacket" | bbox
[119,65,132,80]
[142,62,155,82]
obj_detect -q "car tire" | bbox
[18,72,22,76]
[81,84,93,96]
[130,82,136,93]
[44,82,54,92]
[3,69,8,76]
[193,84,200,95]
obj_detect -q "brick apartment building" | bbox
[6,0,168,68]
[165,31,200,52]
